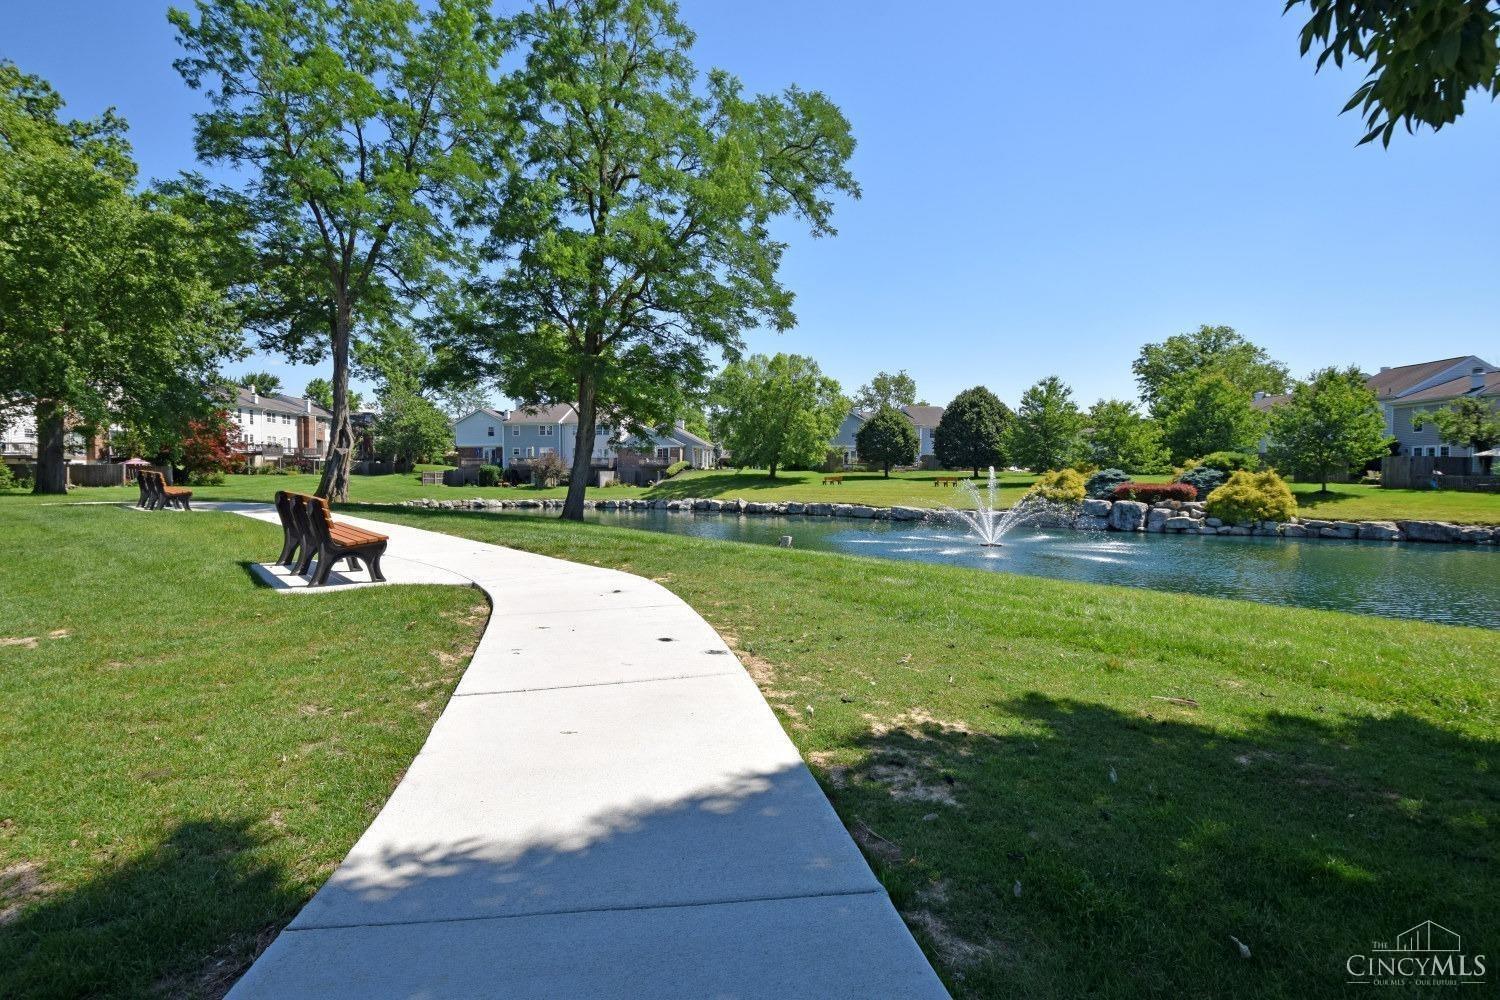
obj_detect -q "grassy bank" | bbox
[0,506,486,997]
[7,467,1495,522]
[360,508,1498,999]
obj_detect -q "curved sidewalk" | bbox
[219,504,948,999]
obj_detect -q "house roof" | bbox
[1251,392,1291,412]
[232,386,332,419]
[1365,357,1471,400]
[670,425,713,448]
[1392,370,1500,405]
[901,404,945,426]
[506,403,578,424]
[456,407,508,424]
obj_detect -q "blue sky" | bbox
[5,1,1497,410]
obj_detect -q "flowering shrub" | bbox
[1028,468,1086,504]
[1110,482,1196,504]
[181,410,242,475]
[1084,468,1129,499]
[1206,470,1297,525]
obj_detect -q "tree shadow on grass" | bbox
[826,694,1499,999]
[0,818,300,999]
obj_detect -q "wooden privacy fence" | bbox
[1381,455,1498,491]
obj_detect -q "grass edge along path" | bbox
[0,505,488,998]
[361,508,1498,999]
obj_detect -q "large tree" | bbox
[1287,0,1500,145]
[1160,372,1267,463]
[1412,396,1500,454]
[1268,366,1391,492]
[1133,324,1290,417]
[855,406,918,478]
[372,389,453,471]
[934,386,1011,476]
[709,353,845,479]
[1086,398,1170,473]
[854,370,918,413]
[0,63,241,493]
[1007,376,1085,472]
[170,0,504,501]
[441,0,859,520]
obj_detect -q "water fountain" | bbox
[943,466,1069,546]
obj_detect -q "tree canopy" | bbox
[1086,399,1170,473]
[1413,396,1500,453]
[854,370,917,413]
[438,0,859,519]
[0,62,242,493]
[238,371,281,395]
[372,390,452,471]
[1287,0,1500,145]
[1267,366,1391,491]
[1007,376,1085,472]
[709,353,845,478]
[170,0,505,500]
[934,386,1011,476]
[1160,372,1267,463]
[1132,324,1290,417]
[855,406,918,478]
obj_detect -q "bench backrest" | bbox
[282,492,333,546]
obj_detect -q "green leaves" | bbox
[1287,0,1500,145]
[709,353,845,477]
[1411,396,1500,452]
[934,386,1012,474]
[1266,366,1391,488]
[1007,376,1086,472]
[855,406,919,477]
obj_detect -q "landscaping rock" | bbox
[1081,498,1112,518]
[1282,524,1307,538]
[1455,525,1494,544]
[1319,524,1358,540]
[1204,517,1223,528]
[1075,514,1109,531]
[1227,525,1251,536]
[1356,521,1401,541]
[1145,508,1169,533]
[1108,500,1148,532]
[1397,520,1459,543]
[889,506,927,521]
[1164,515,1197,532]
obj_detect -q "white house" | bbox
[229,387,333,459]
[1,410,38,460]
[453,407,510,465]
[830,405,945,466]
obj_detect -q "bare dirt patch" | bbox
[865,707,974,740]
[0,637,38,649]
[0,861,53,926]
[863,756,960,806]
[905,907,998,970]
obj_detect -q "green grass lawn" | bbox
[0,506,487,998]
[357,508,1498,999]
[5,466,1496,522]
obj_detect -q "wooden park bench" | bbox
[933,475,964,487]
[822,474,844,485]
[140,470,193,510]
[278,491,388,587]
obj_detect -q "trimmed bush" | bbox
[1175,465,1227,499]
[1028,468,1086,504]
[1084,468,1129,499]
[187,470,226,487]
[1185,451,1258,473]
[1111,482,1197,504]
[663,460,690,479]
[477,464,502,487]
[1205,470,1297,525]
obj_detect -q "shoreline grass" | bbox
[4,466,1496,523]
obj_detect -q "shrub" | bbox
[1110,482,1197,504]
[1175,465,1227,499]
[187,470,226,487]
[663,459,690,479]
[1027,468,1086,504]
[1185,451,1258,473]
[531,451,569,487]
[477,464,502,487]
[0,464,16,491]
[1084,468,1129,499]
[1205,470,1297,525]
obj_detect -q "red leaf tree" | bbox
[180,409,242,475]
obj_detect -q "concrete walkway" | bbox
[213,504,948,999]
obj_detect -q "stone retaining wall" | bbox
[397,496,1499,546]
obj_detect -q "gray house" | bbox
[830,405,945,466]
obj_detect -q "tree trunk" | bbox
[33,400,67,494]
[562,374,596,521]
[316,297,355,502]
[768,458,778,479]
[883,462,891,478]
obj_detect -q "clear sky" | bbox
[5,1,1497,410]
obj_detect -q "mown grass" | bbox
[5,466,1496,522]
[0,506,486,998]
[362,508,1500,999]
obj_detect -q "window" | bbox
[1440,446,1450,457]
[539,425,554,437]
[511,427,520,437]
[486,425,495,437]
[512,447,521,457]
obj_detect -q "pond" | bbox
[588,510,1500,630]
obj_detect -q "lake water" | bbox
[588,510,1500,629]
